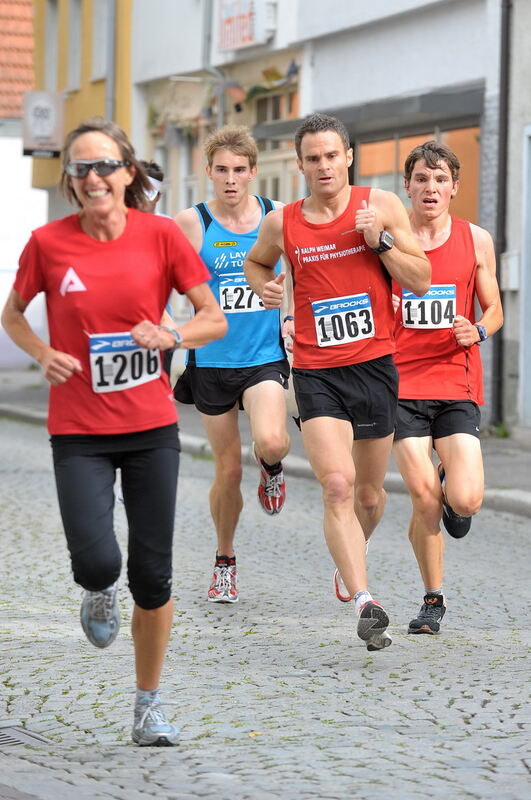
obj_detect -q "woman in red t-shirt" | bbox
[1,117,226,746]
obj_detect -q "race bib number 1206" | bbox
[89,332,161,394]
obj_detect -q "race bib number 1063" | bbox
[89,332,161,394]
[312,293,375,347]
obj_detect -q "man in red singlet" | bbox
[245,113,430,651]
[392,141,503,635]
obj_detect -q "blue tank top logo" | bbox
[187,197,284,369]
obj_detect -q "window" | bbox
[179,132,200,210]
[91,0,109,81]
[356,127,480,223]
[255,91,299,152]
[67,0,82,91]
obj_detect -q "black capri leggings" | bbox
[52,447,180,609]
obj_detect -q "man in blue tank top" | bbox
[174,125,291,604]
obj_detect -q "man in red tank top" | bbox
[393,141,503,635]
[245,113,430,652]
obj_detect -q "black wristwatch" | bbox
[474,324,488,343]
[158,325,183,349]
[371,230,394,254]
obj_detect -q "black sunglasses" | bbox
[65,159,130,178]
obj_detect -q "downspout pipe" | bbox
[104,0,116,121]
[202,0,225,128]
[491,0,512,426]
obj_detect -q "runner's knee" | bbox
[321,471,354,505]
[450,492,482,518]
[355,484,384,516]
[255,431,289,464]
[214,459,242,486]
[72,543,121,592]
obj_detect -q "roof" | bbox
[0,0,34,120]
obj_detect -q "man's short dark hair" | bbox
[294,113,350,159]
[404,140,460,183]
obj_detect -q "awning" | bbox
[252,82,485,142]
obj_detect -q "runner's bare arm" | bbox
[1,289,83,384]
[357,189,431,296]
[453,225,503,347]
[132,283,227,351]
[174,208,204,253]
[244,209,286,309]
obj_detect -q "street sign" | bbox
[22,91,64,158]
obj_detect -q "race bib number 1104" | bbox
[401,284,456,329]
[89,332,161,394]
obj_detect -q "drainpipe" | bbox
[203,0,225,128]
[491,0,512,426]
[104,0,116,121]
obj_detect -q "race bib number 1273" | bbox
[89,332,161,394]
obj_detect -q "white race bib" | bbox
[312,293,375,348]
[401,284,456,329]
[89,332,161,394]
[218,273,265,314]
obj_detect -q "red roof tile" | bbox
[0,0,34,119]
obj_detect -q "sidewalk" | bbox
[1,366,530,518]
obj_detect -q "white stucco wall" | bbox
[132,0,205,84]
[306,0,487,111]
[0,134,48,367]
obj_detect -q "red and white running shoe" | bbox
[253,444,286,515]
[333,569,353,603]
[207,561,238,603]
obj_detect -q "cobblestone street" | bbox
[0,419,530,800]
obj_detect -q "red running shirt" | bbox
[393,216,483,404]
[14,209,210,434]
[283,187,395,369]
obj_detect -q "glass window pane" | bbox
[442,127,480,223]
[256,98,268,123]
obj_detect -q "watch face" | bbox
[381,230,394,250]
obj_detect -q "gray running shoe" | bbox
[357,600,392,651]
[132,696,179,746]
[80,582,120,648]
[408,593,446,634]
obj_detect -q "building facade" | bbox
[0,0,47,367]
[31,0,133,219]
[28,0,528,435]
[131,0,508,428]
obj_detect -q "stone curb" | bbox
[2,403,530,520]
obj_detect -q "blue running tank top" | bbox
[187,196,285,368]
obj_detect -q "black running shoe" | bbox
[357,601,392,651]
[438,463,471,539]
[408,593,446,634]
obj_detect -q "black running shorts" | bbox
[292,354,398,440]
[394,399,481,441]
[174,359,290,416]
